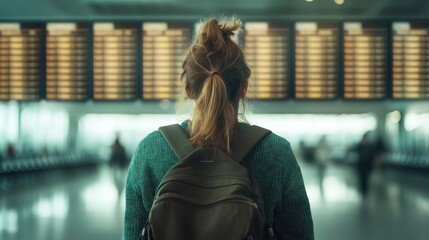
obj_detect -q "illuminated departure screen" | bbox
[0,23,41,100]
[142,23,190,100]
[46,23,88,100]
[344,22,387,99]
[93,23,137,100]
[295,22,339,99]
[244,22,288,99]
[393,22,429,99]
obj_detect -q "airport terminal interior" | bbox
[1,0,429,239]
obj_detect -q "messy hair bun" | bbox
[197,17,241,51]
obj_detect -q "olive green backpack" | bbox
[140,124,275,240]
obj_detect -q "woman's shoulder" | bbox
[247,125,299,171]
[132,129,171,166]
[241,125,301,191]
[135,130,164,151]
[129,128,177,178]
[263,130,292,147]
[258,131,295,160]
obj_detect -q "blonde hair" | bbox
[179,17,251,153]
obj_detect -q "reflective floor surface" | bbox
[1,162,429,240]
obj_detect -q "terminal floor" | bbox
[1,162,429,240]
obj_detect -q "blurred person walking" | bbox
[110,135,130,199]
[6,143,16,159]
[355,132,385,200]
[314,135,331,199]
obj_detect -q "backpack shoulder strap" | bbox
[231,125,271,163]
[159,124,195,160]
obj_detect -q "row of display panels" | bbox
[0,21,429,101]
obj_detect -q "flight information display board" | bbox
[393,22,429,99]
[93,23,137,100]
[46,23,88,100]
[0,23,41,100]
[344,22,387,99]
[295,22,339,99]
[244,22,288,99]
[142,23,190,100]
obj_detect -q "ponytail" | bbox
[189,73,236,153]
[180,16,251,153]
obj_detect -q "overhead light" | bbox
[305,0,315,2]
[335,0,345,5]
[389,111,401,124]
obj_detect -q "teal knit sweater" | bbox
[122,121,314,240]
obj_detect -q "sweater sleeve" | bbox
[273,146,314,240]
[122,144,148,240]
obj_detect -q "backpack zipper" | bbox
[157,176,253,192]
[153,193,259,209]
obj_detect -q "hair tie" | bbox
[210,71,219,76]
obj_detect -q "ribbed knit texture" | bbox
[122,121,314,240]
